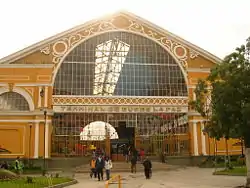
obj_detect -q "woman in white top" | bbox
[104,156,113,180]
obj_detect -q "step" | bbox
[75,162,181,173]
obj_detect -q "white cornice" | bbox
[187,68,211,73]
[0,83,52,86]
[0,110,54,116]
[0,119,52,123]
[0,64,53,68]
[0,10,222,65]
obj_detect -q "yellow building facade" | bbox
[0,11,241,159]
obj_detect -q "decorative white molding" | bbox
[193,122,199,156]
[0,83,53,87]
[189,50,199,59]
[34,122,39,158]
[189,119,209,123]
[0,119,52,123]
[201,122,207,155]
[187,68,211,73]
[0,64,53,68]
[0,86,35,111]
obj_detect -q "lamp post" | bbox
[40,88,47,175]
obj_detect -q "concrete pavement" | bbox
[67,167,245,188]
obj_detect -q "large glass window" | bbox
[0,92,29,111]
[53,32,187,96]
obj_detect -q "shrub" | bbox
[0,169,18,180]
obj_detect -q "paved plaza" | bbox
[68,167,245,188]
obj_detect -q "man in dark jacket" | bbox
[142,156,152,179]
[95,155,105,181]
[130,155,137,173]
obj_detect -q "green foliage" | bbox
[191,37,250,144]
[0,177,73,188]
[189,79,210,117]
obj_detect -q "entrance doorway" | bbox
[51,112,190,158]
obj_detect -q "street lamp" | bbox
[40,87,47,175]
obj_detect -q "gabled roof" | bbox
[0,10,222,64]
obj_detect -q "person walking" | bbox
[130,155,137,173]
[123,146,129,162]
[142,156,152,179]
[95,155,105,181]
[0,161,8,169]
[90,157,97,178]
[140,149,145,162]
[104,156,113,180]
[14,157,23,175]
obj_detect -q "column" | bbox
[193,122,199,156]
[44,86,48,107]
[45,121,49,158]
[38,87,42,108]
[201,122,207,155]
[34,122,39,158]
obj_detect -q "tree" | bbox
[189,79,214,156]
[192,37,250,186]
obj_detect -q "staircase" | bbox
[75,161,182,173]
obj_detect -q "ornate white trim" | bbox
[0,86,35,111]
[0,83,53,87]
[187,68,211,73]
[189,50,199,59]
[0,119,52,123]
[0,64,53,68]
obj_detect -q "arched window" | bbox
[0,92,30,111]
[53,32,188,97]
[80,121,119,141]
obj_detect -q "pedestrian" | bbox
[140,149,145,162]
[104,156,113,180]
[142,156,152,179]
[123,146,129,162]
[14,157,23,175]
[1,161,8,169]
[90,157,97,178]
[130,155,137,173]
[95,155,105,181]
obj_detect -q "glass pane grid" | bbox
[53,32,187,96]
[0,92,29,111]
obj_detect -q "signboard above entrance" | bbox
[53,105,188,113]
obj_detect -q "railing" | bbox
[105,174,122,188]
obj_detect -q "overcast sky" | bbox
[0,0,249,59]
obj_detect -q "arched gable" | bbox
[0,11,221,84]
